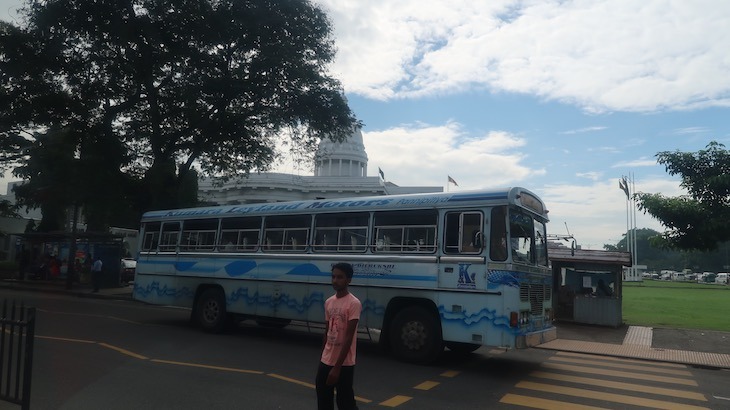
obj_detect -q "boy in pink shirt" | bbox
[316,262,362,410]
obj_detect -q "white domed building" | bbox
[198,128,442,205]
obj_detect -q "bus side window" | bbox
[263,215,310,252]
[374,210,437,253]
[314,213,369,253]
[219,217,261,252]
[142,222,161,251]
[159,222,181,252]
[443,213,460,254]
[490,206,508,261]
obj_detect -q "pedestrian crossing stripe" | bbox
[542,362,698,386]
[548,355,693,376]
[515,381,709,410]
[530,371,706,401]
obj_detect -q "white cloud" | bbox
[576,172,602,181]
[672,127,710,135]
[319,0,730,112]
[561,126,607,135]
[612,158,657,168]
[362,122,544,188]
[539,176,684,249]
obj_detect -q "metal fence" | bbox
[0,300,36,410]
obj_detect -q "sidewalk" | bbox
[543,322,730,370]
[0,278,134,301]
[1,278,729,369]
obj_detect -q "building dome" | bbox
[314,127,368,177]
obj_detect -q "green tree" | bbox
[0,199,19,218]
[0,0,357,229]
[635,141,730,251]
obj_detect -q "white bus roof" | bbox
[141,187,548,222]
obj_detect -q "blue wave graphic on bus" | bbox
[439,306,525,335]
[362,299,385,315]
[227,287,326,314]
[134,282,196,300]
[486,270,519,289]
[224,260,258,276]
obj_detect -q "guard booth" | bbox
[17,232,124,288]
[549,246,631,327]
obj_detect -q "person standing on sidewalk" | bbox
[316,262,361,410]
[91,256,103,292]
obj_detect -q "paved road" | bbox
[1,288,729,409]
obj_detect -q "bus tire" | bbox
[196,288,229,333]
[389,306,443,364]
[446,342,481,354]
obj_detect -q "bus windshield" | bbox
[509,209,548,266]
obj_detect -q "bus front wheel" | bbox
[389,306,443,364]
[196,288,229,333]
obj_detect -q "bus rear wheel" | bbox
[196,288,229,333]
[390,306,443,364]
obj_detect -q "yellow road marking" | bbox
[556,351,688,368]
[440,370,460,378]
[501,393,608,409]
[531,371,707,401]
[97,342,149,360]
[268,373,315,388]
[355,396,372,404]
[379,395,412,407]
[151,359,264,374]
[414,381,439,390]
[542,362,698,386]
[266,373,371,403]
[549,356,692,376]
[36,335,96,344]
[516,381,710,410]
[36,308,141,324]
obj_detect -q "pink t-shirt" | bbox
[320,292,362,366]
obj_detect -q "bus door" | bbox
[439,211,485,290]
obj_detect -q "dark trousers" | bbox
[315,362,357,410]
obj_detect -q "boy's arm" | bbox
[326,318,359,385]
[321,322,329,352]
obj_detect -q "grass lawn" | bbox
[622,280,730,331]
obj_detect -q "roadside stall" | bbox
[549,245,631,327]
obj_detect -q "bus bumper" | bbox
[516,326,557,349]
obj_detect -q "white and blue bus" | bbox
[133,187,556,362]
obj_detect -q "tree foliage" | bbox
[0,0,357,230]
[635,141,730,251]
[0,199,19,218]
[604,228,730,272]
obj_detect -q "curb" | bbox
[0,281,134,302]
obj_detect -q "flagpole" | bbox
[631,172,638,281]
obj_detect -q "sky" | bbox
[2,1,730,249]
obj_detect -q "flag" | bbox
[618,177,629,199]
[378,167,385,180]
[448,175,458,186]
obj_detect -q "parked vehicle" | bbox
[716,273,729,285]
[700,272,717,283]
[120,258,137,283]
